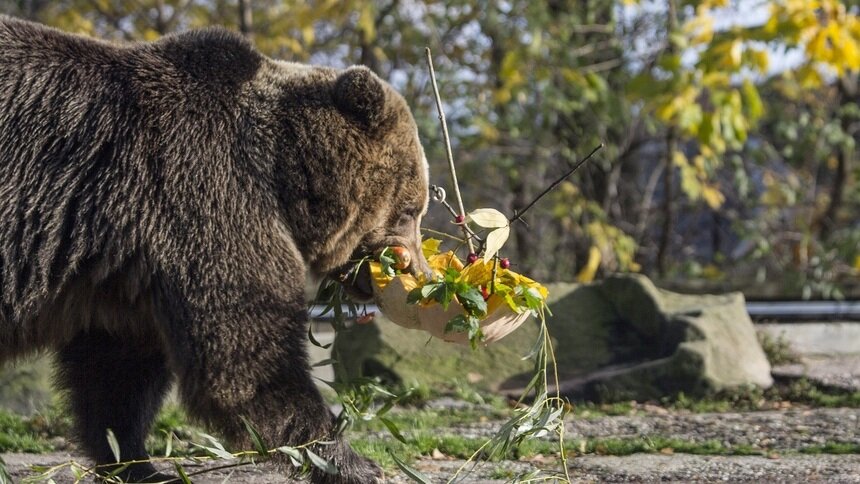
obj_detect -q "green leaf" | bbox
[71,464,85,481]
[174,462,192,484]
[444,314,470,334]
[431,282,454,309]
[406,286,425,305]
[194,433,235,460]
[379,248,397,277]
[379,417,408,443]
[276,446,304,467]
[523,287,545,312]
[388,451,432,484]
[741,78,764,120]
[468,321,484,350]
[421,283,440,299]
[312,358,337,368]
[240,416,269,457]
[456,286,487,316]
[306,449,338,475]
[104,463,130,480]
[164,431,173,457]
[0,455,11,484]
[106,429,121,463]
[308,325,332,349]
[467,208,509,228]
[443,267,461,282]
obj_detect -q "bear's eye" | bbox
[394,212,413,227]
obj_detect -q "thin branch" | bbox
[510,143,604,224]
[426,47,475,254]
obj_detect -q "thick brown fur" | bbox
[0,15,430,483]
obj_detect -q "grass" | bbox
[571,379,860,418]
[2,377,859,478]
[757,331,800,366]
[0,400,70,453]
[351,432,793,471]
[799,442,860,454]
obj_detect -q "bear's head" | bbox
[267,64,432,299]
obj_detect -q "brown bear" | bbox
[0,15,431,483]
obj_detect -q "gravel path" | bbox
[448,407,860,452]
[567,407,860,450]
[5,407,859,482]
[773,355,860,392]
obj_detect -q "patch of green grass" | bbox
[0,401,71,453]
[572,401,636,418]
[0,429,52,453]
[757,331,800,366]
[799,442,860,454]
[487,467,516,480]
[776,379,860,407]
[351,431,778,471]
[145,404,209,457]
[350,406,509,434]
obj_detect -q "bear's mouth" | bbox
[330,260,374,303]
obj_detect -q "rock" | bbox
[545,274,772,401]
[333,274,772,401]
[331,308,539,391]
[772,354,860,392]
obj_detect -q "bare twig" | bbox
[426,48,475,254]
[510,143,604,224]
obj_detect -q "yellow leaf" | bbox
[750,50,770,73]
[701,264,724,280]
[672,151,688,168]
[422,238,442,259]
[428,251,464,277]
[741,79,764,120]
[729,40,743,68]
[357,4,375,42]
[458,259,494,286]
[369,262,392,290]
[701,184,725,209]
[301,25,315,46]
[576,246,602,283]
[854,254,860,271]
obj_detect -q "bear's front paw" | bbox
[312,442,383,484]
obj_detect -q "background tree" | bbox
[0,0,857,297]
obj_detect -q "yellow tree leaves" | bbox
[628,0,860,215]
[765,0,860,76]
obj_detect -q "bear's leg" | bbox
[163,287,381,484]
[56,329,173,483]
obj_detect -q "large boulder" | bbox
[534,274,772,401]
[331,309,540,391]
[333,274,773,401]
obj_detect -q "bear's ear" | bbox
[333,66,386,127]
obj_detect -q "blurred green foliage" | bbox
[0,0,858,296]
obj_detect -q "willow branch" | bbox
[426,47,475,253]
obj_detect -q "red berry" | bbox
[466,253,478,265]
[480,286,490,301]
[454,214,465,224]
[500,258,511,269]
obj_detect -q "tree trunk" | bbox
[657,130,677,276]
[238,0,253,41]
[817,146,849,240]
